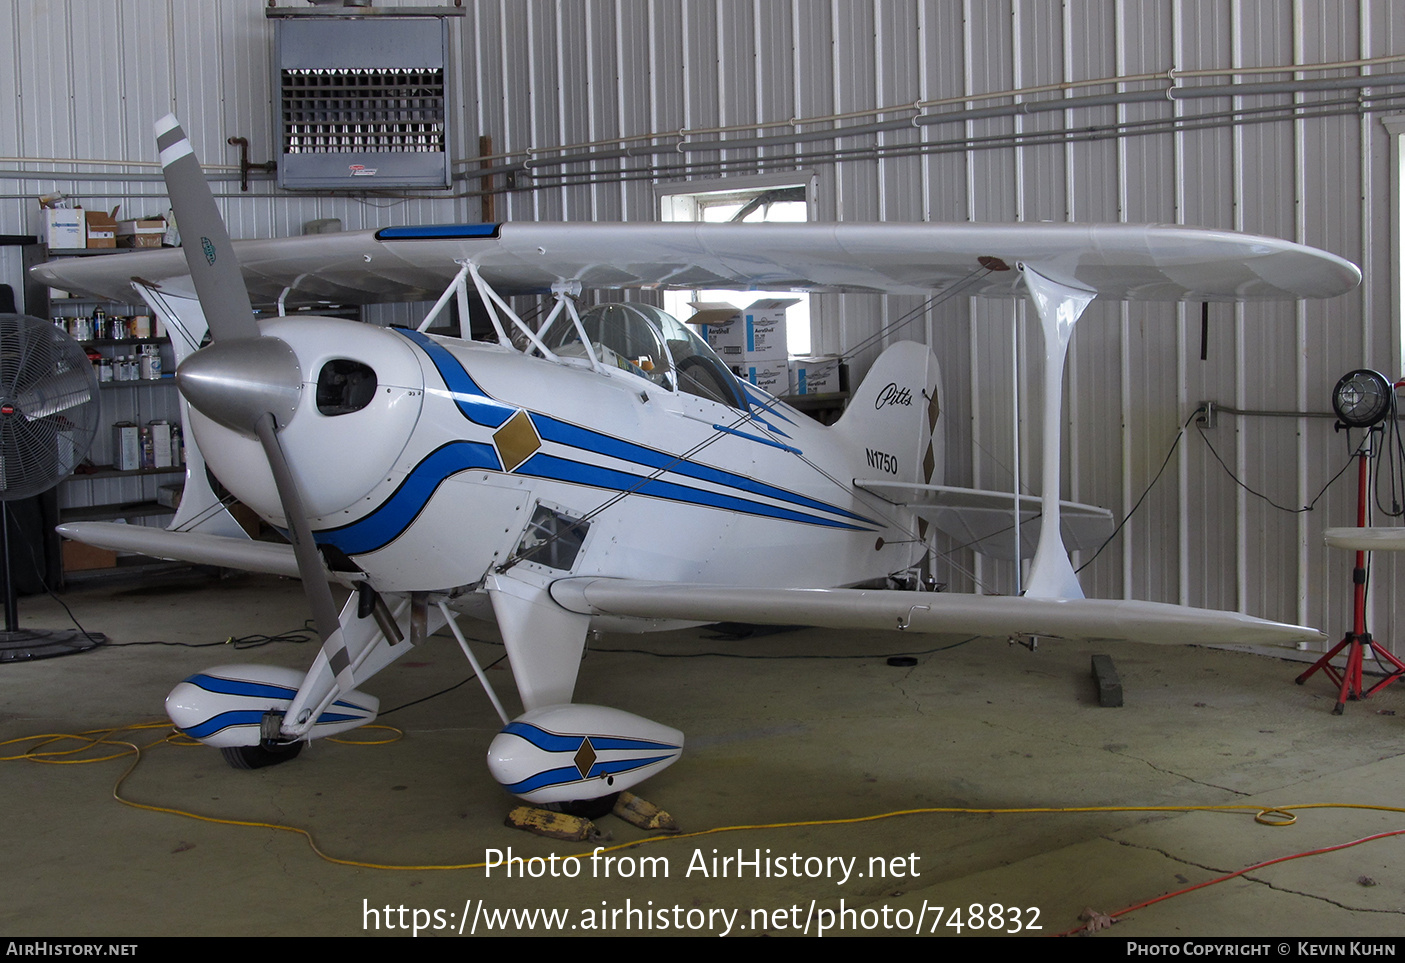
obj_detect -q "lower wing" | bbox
[57,522,300,579]
[549,577,1325,647]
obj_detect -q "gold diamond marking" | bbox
[573,737,597,778]
[493,409,541,473]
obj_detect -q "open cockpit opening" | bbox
[546,302,746,410]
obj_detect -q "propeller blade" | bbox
[154,114,261,342]
[155,115,354,696]
[253,413,355,692]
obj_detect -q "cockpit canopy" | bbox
[545,302,747,410]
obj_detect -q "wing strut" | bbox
[415,262,601,373]
[437,600,511,725]
[1019,265,1096,599]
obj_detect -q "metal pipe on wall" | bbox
[4,69,1403,200]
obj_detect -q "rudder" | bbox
[833,341,943,487]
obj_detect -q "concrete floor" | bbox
[2,571,1405,938]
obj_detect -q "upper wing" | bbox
[32,221,1360,307]
[549,577,1326,647]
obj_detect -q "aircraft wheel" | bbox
[221,740,304,771]
[555,792,620,821]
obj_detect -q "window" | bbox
[545,302,747,409]
[657,175,815,356]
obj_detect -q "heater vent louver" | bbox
[281,68,446,156]
[271,12,455,190]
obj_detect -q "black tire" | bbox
[555,792,620,821]
[220,740,304,771]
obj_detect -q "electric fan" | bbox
[0,313,104,661]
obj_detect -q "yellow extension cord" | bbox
[5,720,1405,877]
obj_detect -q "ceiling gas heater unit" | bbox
[269,3,464,190]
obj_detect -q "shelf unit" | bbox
[42,248,187,581]
[783,390,850,425]
[780,364,851,425]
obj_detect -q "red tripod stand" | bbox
[1295,426,1405,712]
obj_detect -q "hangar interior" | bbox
[3,0,1405,938]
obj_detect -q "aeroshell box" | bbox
[739,362,788,396]
[688,299,796,368]
[789,355,842,395]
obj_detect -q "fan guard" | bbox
[0,314,101,499]
[0,314,105,662]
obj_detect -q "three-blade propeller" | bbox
[157,115,355,697]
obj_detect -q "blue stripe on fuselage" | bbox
[312,330,880,555]
[530,415,871,524]
[400,328,517,428]
[518,453,869,530]
[313,441,502,555]
[396,328,873,526]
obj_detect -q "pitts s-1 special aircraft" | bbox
[33,116,1359,819]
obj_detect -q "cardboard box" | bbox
[62,540,118,572]
[228,502,262,537]
[690,298,794,365]
[118,218,165,248]
[157,482,184,510]
[737,361,788,396]
[85,210,118,248]
[41,208,84,248]
[788,355,842,395]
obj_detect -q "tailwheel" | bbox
[220,740,304,771]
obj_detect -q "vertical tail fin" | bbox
[833,341,943,487]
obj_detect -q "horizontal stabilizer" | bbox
[1323,527,1405,551]
[57,522,301,579]
[856,480,1113,560]
[549,578,1325,647]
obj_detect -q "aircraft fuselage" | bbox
[190,315,935,619]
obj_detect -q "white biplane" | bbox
[33,117,1358,811]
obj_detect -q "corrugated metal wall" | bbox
[2,0,1402,645]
